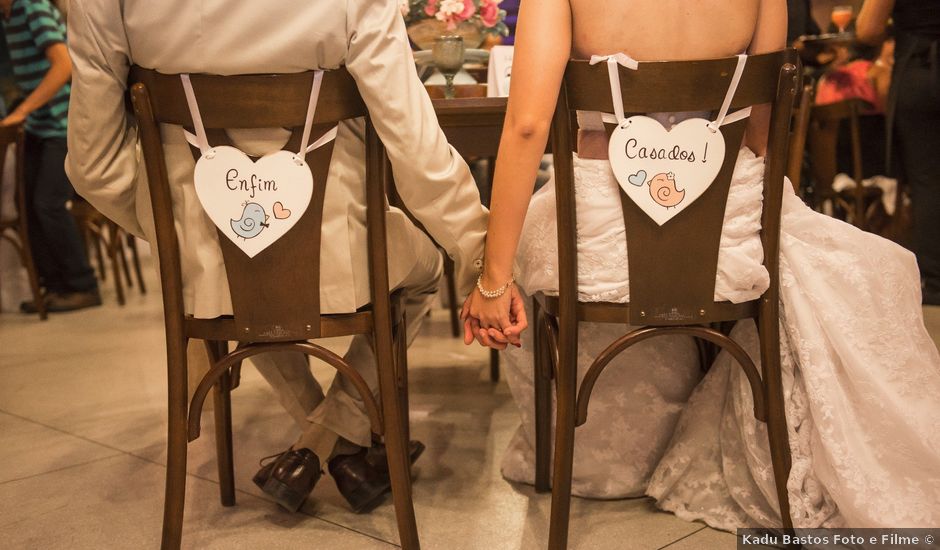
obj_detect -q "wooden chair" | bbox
[532,50,800,548]
[129,67,419,550]
[70,198,147,305]
[786,81,815,193]
[806,98,883,229]
[0,124,45,320]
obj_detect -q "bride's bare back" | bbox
[569,0,760,60]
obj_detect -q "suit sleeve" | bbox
[345,0,488,295]
[65,0,145,238]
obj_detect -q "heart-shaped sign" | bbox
[193,146,313,258]
[608,116,725,226]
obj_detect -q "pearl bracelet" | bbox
[476,272,515,299]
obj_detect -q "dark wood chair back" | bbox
[129,68,372,341]
[550,50,799,327]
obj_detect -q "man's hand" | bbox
[461,284,528,350]
[0,110,26,127]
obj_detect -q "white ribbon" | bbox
[708,54,750,132]
[180,70,337,159]
[180,74,210,155]
[590,53,752,129]
[589,53,639,126]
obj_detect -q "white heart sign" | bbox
[193,146,313,258]
[608,116,725,226]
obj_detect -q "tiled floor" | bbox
[2,256,939,550]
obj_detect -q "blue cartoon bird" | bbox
[230,202,269,239]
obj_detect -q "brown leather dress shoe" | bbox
[328,440,425,514]
[252,451,286,491]
[260,448,321,513]
[45,290,102,313]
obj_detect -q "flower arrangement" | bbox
[401,0,509,36]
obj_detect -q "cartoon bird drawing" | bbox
[648,172,685,208]
[230,202,269,239]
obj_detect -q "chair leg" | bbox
[207,340,236,507]
[533,302,552,493]
[127,233,147,294]
[765,367,793,529]
[489,349,500,383]
[117,233,134,289]
[443,256,460,338]
[105,227,126,306]
[90,226,107,282]
[548,319,578,550]
[162,336,189,550]
[395,314,411,449]
[375,324,420,549]
[12,225,47,320]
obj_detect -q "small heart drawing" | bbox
[273,201,291,219]
[627,169,647,186]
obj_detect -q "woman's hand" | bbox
[461,284,528,350]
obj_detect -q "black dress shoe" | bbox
[252,451,286,491]
[260,448,321,513]
[328,440,425,514]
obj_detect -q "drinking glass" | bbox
[831,5,853,34]
[432,36,465,99]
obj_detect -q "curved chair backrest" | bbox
[0,124,25,225]
[549,49,800,326]
[129,68,389,342]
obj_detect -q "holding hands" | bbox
[461,276,528,350]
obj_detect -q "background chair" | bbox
[130,67,419,550]
[0,124,45,320]
[806,98,883,229]
[70,198,146,305]
[533,50,800,549]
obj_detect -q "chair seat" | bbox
[183,311,373,342]
[184,289,407,342]
[534,292,759,325]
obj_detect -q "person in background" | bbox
[0,0,98,312]
[859,0,940,305]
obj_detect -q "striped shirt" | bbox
[2,0,69,138]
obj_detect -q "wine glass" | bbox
[432,36,465,99]
[831,5,853,34]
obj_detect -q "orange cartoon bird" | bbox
[648,172,685,208]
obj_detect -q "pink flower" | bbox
[459,0,476,20]
[434,0,475,30]
[480,1,500,27]
[424,0,438,17]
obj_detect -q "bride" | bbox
[461,0,940,530]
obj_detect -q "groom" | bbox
[65,0,487,513]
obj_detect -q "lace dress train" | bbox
[501,147,940,528]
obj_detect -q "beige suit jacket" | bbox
[65,0,488,317]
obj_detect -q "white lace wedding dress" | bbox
[500,128,940,528]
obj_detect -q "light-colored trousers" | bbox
[249,230,442,458]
